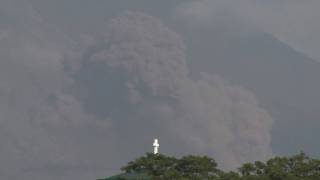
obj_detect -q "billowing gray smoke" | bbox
[0,1,114,179]
[0,3,273,179]
[68,12,274,169]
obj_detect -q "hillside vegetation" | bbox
[99,153,320,180]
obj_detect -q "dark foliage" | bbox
[100,153,320,180]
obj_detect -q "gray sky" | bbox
[1,0,320,179]
[175,0,320,61]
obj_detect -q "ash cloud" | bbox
[1,1,273,179]
[69,12,274,170]
[0,1,114,179]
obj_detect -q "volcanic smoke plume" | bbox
[0,3,274,178]
[69,12,274,169]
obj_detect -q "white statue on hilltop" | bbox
[153,139,159,154]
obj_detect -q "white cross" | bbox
[153,139,159,154]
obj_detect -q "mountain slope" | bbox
[182,29,320,156]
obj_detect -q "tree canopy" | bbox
[99,153,320,180]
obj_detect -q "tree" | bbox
[100,153,320,180]
[121,153,221,180]
[121,153,178,178]
[237,153,320,180]
[175,155,221,179]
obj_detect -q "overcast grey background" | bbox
[1,0,320,179]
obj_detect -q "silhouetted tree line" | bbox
[99,152,320,180]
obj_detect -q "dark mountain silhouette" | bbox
[181,28,320,156]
